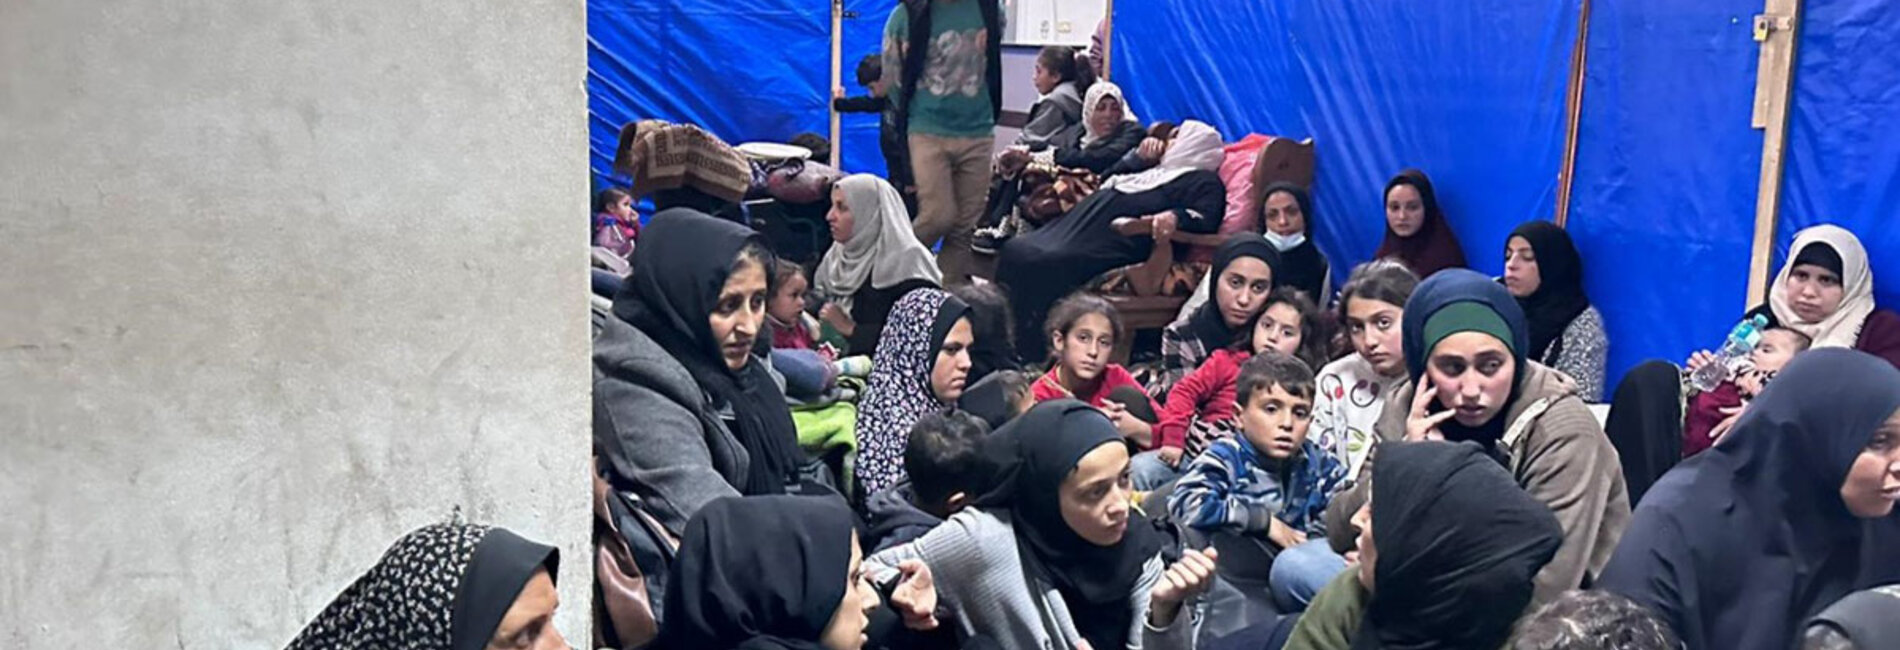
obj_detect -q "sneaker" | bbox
[973,226,1010,256]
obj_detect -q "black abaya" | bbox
[997,169,1227,362]
[1598,349,1900,650]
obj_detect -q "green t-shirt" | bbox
[883,0,995,138]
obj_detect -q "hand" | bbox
[890,559,940,630]
[1150,547,1219,626]
[832,86,846,99]
[1150,212,1179,242]
[1710,405,1745,443]
[1686,350,1718,373]
[820,303,856,337]
[1405,378,1456,442]
[1157,446,1184,468]
[1111,216,1153,237]
[1267,517,1309,550]
[1137,137,1166,162]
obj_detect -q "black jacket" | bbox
[834,94,913,189]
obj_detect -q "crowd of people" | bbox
[287,4,1900,650]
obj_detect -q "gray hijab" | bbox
[815,174,942,311]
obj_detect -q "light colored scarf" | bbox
[1103,119,1224,194]
[815,174,942,311]
[1081,81,1139,145]
[1770,224,1877,349]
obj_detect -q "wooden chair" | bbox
[1103,136,1317,361]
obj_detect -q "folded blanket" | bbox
[617,120,751,205]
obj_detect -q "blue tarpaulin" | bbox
[587,0,894,187]
[1779,0,1900,308]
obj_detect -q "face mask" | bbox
[1263,230,1307,252]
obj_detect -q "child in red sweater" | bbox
[1031,293,1162,448]
[1134,288,1326,490]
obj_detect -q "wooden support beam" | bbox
[828,0,844,167]
[1554,0,1592,228]
[1102,0,1114,80]
[1745,0,1802,306]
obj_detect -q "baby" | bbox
[1684,327,1812,457]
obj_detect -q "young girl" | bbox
[768,260,824,352]
[594,187,638,258]
[1136,287,1328,489]
[1311,260,1420,478]
[1031,293,1162,448]
[1018,45,1093,147]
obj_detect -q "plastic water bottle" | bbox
[1690,314,1770,392]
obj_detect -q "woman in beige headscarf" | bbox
[1688,224,1900,371]
[816,174,944,356]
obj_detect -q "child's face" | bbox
[1750,329,1804,374]
[1032,63,1060,95]
[869,78,889,98]
[1253,302,1304,357]
[1053,313,1115,382]
[1238,383,1314,461]
[610,195,634,219]
[768,273,808,324]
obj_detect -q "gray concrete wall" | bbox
[0,0,591,647]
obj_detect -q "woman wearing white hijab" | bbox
[996,120,1229,362]
[816,174,944,356]
[1038,81,1145,175]
[1688,224,1900,372]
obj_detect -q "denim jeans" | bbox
[1269,538,1349,612]
[1129,449,1183,491]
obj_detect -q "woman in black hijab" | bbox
[1158,235,1283,395]
[1504,221,1607,402]
[1598,349,1900,650]
[868,399,1217,650]
[1258,182,1332,305]
[1285,441,1563,650]
[287,522,563,650]
[594,209,808,534]
[657,495,934,650]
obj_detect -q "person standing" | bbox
[884,0,1003,286]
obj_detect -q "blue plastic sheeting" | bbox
[1565,2,1767,382]
[587,0,831,185]
[1112,0,1578,280]
[1778,0,1900,309]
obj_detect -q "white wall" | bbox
[0,0,592,647]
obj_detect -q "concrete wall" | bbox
[0,0,591,647]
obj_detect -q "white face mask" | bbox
[1263,230,1307,252]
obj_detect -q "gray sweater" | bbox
[867,508,1199,650]
[592,313,752,536]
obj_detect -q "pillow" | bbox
[1186,134,1274,263]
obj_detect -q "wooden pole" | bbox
[1745,0,1803,306]
[829,0,844,167]
[1101,0,1114,80]
[1554,0,1591,228]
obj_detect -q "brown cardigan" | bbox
[1322,363,1631,606]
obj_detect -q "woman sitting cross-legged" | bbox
[867,399,1220,650]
